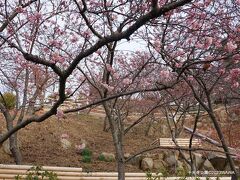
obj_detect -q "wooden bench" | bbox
[0,164,232,180]
[0,164,158,180]
[151,138,202,147]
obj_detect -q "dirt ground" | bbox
[0,111,239,172]
[0,112,159,172]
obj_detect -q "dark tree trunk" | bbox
[117,154,125,180]
[207,110,238,178]
[9,133,22,164]
[112,131,125,180]
[104,104,125,180]
[7,119,22,164]
[103,116,110,132]
[27,98,37,115]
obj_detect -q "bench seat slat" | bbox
[0,164,82,172]
[0,170,160,180]
[0,170,154,177]
[0,169,153,177]
[158,138,201,147]
[0,174,232,180]
[0,174,149,180]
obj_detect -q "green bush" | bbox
[82,155,91,163]
[80,148,92,163]
[80,148,92,157]
[0,92,16,109]
[98,154,114,162]
[98,154,106,161]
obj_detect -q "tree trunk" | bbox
[9,133,22,164]
[6,116,22,164]
[117,155,125,180]
[112,130,125,180]
[103,116,110,132]
[186,79,239,178]
[145,115,155,136]
[207,110,238,178]
[104,104,125,180]
[27,87,42,115]
[27,98,37,115]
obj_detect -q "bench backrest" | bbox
[156,138,202,147]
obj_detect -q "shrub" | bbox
[15,166,58,180]
[0,92,16,109]
[176,166,188,177]
[146,171,162,180]
[157,166,168,177]
[179,177,187,180]
[98,154,106,161]
[82,155,91,163]
[80,148,92,163]
[97,153,115,162]
[80,148,92,156]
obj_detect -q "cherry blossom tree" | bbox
[0,0,41,164]
[0,0,239,179]
[140,0,239,177]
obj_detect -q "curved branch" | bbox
[65,0,192,77]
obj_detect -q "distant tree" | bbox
[0,92,16,110]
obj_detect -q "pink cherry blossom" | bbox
[205,0,212,6]
[106,64,114,73]
[7,26,14,34]
[28,12,42,23]
[66,88,72,95]
[233,54,240,63]
[160,70,170,79]
[175,62,183,68]
[236,0,240,5]
[60,133,69,139]
[230,68,240,81]
[219,68,225,75]
[205,37,213,49]
[43,47,50,53]
[96,50,101,55]
[105,1,111,7]
[101,83,114,91]
[195,42,204,49]
[226,42,237,52]
[52,53,65,63]
[48,39,62,48]
[187,76,194,82]
[191,21,201,30]
[122,78,132,85]
[15,6,23,13]
[113,72,120,79]
[70,36,78,43]
[56,108,65,119]
[153,40,161,51]
[83,30,91,38]
[75,143,86,151]
[232,82,239,89]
